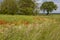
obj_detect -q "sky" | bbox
[35,0,60,13]
[52,0,60,13]
[0,0,60,13]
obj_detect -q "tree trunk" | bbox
[46,11,49,15]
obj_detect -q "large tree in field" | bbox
[1,0,18,15]
[40,1,57,15]
[18,0,35,15]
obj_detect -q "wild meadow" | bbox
[0,14,60,40]
[0,0,60,40]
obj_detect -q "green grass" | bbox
[0,14,60,40]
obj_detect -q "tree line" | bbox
[0,0,57,15]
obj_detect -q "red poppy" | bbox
[0,20,7,25]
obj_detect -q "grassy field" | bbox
[0,15,60,40]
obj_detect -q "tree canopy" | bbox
[40,1,57,15]
[0,0,36,15]
[1,0,18,15]
[18,0,35,15]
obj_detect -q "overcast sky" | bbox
[36,0,60,13]
[0,0,60,13]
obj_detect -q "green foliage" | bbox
[17,0,35,15]
[1,0,18,15]
[0,0,36,15]
[40,1,57,15]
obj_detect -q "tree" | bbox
[1,0,18,15]
[40,1,57,15]
[18,0,35,15]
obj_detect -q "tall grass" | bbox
[0,15,60,40]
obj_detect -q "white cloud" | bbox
[53,3,60,13]
[35,0,43,3]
